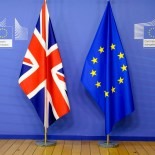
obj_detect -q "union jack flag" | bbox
[18,1,70,128]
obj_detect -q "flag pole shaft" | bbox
[44,127,47,144]
[107,134,110,145]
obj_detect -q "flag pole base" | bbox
[98,141,119,148]
[36,140,56,146]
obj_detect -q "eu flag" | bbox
[81,1,134,135]
[144,26,155,39]
[0,27,12,39]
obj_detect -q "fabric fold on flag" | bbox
[81,1,134,135]
[18,1,70,128]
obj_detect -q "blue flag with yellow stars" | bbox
[81,1,134,135]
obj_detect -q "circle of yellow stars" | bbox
[148,27,155,39]
[90,43,128,98]
[0,28,8,39]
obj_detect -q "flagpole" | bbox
[44,127,47,145]
[99,133,118,148]
[107,134,110,145]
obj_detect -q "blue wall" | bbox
[0,0,155,140]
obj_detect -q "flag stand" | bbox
[36,127,57,146]
[98,134,119,148]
